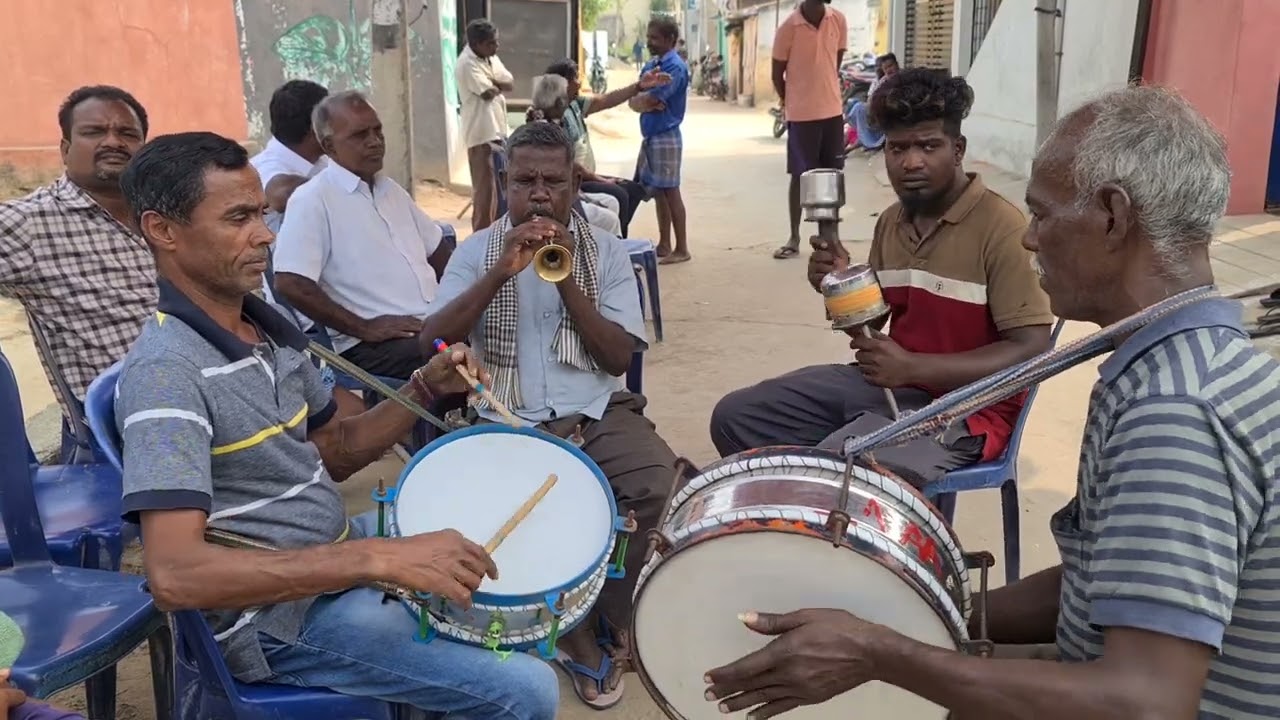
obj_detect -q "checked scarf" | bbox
[478,211,601,410]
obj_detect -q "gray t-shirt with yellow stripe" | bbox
[117,278,346,684]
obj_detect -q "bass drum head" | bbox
[394,425,616,598]
[634,532,954,719]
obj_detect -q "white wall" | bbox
[962,0,1140,176]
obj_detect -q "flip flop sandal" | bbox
[1261,289,1280,309]
[554,649,625,710]
[773,245,800,259]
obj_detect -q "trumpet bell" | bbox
[533,243,573,283]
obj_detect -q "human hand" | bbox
[1,670,28,714]
[704,609,887,718]
[498,219,559,279]
[807,236,850,292]
[851,327,914,388]
[381,529,498,609]
[417,342,491,395]
[639,69,673,89]
[359,315,423,342]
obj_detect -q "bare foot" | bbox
[659,251,691,265]
[655,243,672,258]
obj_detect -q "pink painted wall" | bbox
[1142,0,1280,215]
[0,1,248,175]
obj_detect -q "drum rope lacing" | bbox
[840,285,1219,458]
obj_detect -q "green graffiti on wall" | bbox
[439,8,459,109]
[273,0,420,91]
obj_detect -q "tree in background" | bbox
[582,0,609,29]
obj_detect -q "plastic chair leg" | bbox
[85,665,118,720]
[643,254,663,342]
[933,491,957,525]
[633,266,647,320]
[1000,480,1021,584]
[148,624,176,720]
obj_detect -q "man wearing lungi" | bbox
[703,85,1280,720]
[420,121,679,710]
[769,0,848,260]
[630,16,692,264]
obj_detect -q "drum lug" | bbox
[537,592,569,660]
[642,528,673,565]
[961,638,994,658]
[413,603,437,645]
[963,551,997,655]
[371,478,399,538]
[607,511,639,579]
[824,510,851,547]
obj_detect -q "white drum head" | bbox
[394,427,615,597]
[634,532,954,719]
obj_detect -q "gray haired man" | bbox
[272,91,452,379]
[702,86,1280,719]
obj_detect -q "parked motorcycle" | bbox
[589,55,607,94]
[769,105,786,138]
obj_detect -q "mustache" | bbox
[95,149,131,162]
[1030,255,1045,277]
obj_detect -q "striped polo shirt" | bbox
[869,174,1053,460]
[116,278,345,683]
[1053,296,1280,717]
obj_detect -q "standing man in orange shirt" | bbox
[771,0,848,260]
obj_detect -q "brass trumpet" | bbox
[533,241,573,283]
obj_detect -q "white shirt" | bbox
[272,162,443,353]
[455,45,513,148]
[250,138,328,229]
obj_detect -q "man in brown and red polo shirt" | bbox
[771,0,848,260]
[711,69,1053,487]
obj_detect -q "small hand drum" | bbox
[820,264,891,330]
[385,425,630,658]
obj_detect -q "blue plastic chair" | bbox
[920,319,1066,585]
[0,352,174,720]
[622,238,664,342]
[84,365,417,720]
[0,340,128,572]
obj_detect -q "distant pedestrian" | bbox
[770,0,848,260]
[455,19,514,231]
[632,38,644,70]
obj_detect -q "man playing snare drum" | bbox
[704,87,1280,719]
[114,132,558,718]
[420,121,679,710]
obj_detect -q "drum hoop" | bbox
[630,515,968,717]
[667,448,968,592]
[392,423,619,606]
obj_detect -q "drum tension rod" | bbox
[961,551,997,658]
[825,444,859,546]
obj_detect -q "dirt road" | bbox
[31,85,1104,718]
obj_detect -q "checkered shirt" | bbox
[0,175,157,416]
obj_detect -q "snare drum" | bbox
[632,447,971,719]
[386,425,630,658]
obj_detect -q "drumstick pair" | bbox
[432,338,520,427]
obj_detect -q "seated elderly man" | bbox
[419,121,678,710]
[704,85,1280,720]
[273,90,451,379]
[115,131,557,718]
[710,69,1052,488]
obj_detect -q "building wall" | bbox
[961,0,1139,177]
[0,0,248,174]
[1142,0,1280,215]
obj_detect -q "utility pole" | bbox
[371,0,415,195]
[1034,0,1060,149]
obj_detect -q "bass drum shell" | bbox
[632,447,970,719]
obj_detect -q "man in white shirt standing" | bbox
[249,80,330,233]
[455,18,514,232]
[273,91,452,379]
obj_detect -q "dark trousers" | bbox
[581,179,647,237]
[709,364,983,487]
[505,391,677,628]
[340,337,425,381]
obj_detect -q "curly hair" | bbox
[867,68,974,138]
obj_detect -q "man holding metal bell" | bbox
[421,121,679,710]
[710,68,1052,489]
[113,132,559,718]
[704,86,1280,720]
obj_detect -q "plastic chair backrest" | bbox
[0,352,53,564]
[28,318,95,461]
[992,318,1066,465]
[171,609,251,707]
[85,362,126,473]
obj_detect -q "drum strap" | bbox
[305,341,453,434]
[842,285,1220,457]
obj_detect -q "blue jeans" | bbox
[847,100,885,149]
[258,513,559,719]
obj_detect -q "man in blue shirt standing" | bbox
[630,16,691,264]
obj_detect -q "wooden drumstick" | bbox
[862,325,902,420]
[432,338,520,427]
[485,473,558,554]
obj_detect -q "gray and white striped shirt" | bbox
[1054,296,1280,718]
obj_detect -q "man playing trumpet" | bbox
[420,121,679,710]
[114,132,558,718]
